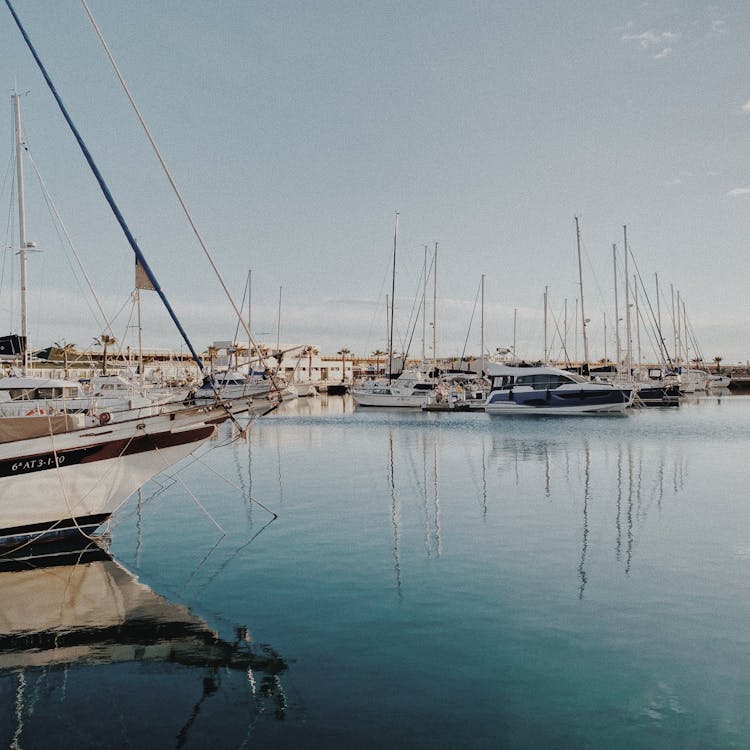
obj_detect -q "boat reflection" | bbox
[486,431,688,598]
[0,540,286,746]
[377,417,689,600]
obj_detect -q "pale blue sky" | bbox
[1,1,749,363]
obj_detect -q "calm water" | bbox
[1,392,749,749]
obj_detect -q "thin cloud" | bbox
[621,29,680,48]
[653,47,672,59]
[727,188,750,197]
[711,19,727,34]
[741,100,750,112]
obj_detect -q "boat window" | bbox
[36,387,65,398]
[491,375,514,389]
[8,388,36,400]
[516,374,575,389]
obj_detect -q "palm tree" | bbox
[54,340,77,379]
[714,355,723,374]
[337,348,351,383]
[205,345,219,372]
[372,349,385,377]
[93,334,117,375]
[302,345,319,381]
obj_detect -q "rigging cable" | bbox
[79,0,280,398]
[23,147,115,339]
[458,277,482,367]
[5,0,206,373]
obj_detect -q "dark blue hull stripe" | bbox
[0,514,110,548]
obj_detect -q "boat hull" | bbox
[0,403,238,548]
[485,386,632,415]
[634,383,680,407]
[352,390,427,408]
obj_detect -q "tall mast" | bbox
[481,274,485,373]
[247,268,258,376]
[432,241,438,372]
[676,289,682,364]
[389,213,398,380]
[385,293,389,373]
[422,245,427,362]
[575,217,589,369]
[654,272,661,332]
[13,92,29,376]
[623,225,632,377]
[612,244,621,369]
[634,273,642,373]
[276,285,282,352]
[682,298,688,367]
[136,288,144,387]
[655,271,663,365]
[543,285,548,362]
[669,284,680,363]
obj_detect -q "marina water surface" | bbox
[1,393,749,749]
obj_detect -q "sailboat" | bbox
[351,220,437,408]
[0,4,255,548]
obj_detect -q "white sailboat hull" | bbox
[0,402,239,546]
[351,390,429,408]
[351,370,435,408]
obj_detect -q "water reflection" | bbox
[387,431,402,599]
[487,429,689,597]
[369,415,691,601]
[0,540,286,747]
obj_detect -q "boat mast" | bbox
[432,241,438,373]
[669,284,679,364]
[655,272,664,366]
[385,293,389,374]
[422,245,427,363]
[136,288,144,387]
[612,244,621,370]
[276,285,282,353]
[389,213,398,380]
[623,226,632,378]
[247,268,260,376]
[543,285,548,363]
[676,289,683,365]
[575,217,589,370]
[682,298,689,368]
[481,274,485,373]
[7,2,209,374]
[634,273,642,374]
[13,92,30,376]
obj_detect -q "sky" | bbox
[1,1,749,365]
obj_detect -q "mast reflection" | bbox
[487,430,689,597]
